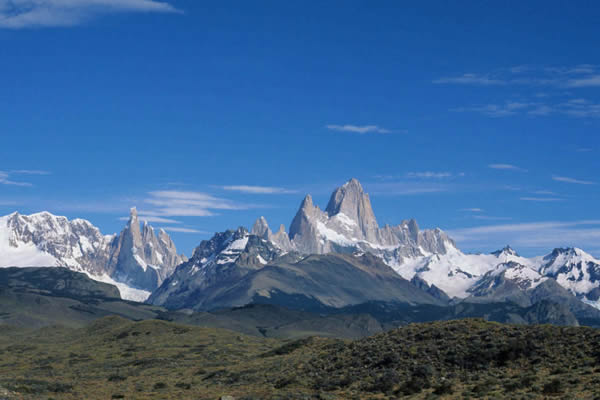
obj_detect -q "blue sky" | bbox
[1,0,599,257]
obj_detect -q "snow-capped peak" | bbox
[0,210,184,302]
[491,245,519,257]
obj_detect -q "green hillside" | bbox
[1,317,600,399]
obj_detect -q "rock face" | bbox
[108,208,184,291]
[287,178,456,258]
[148,227,288,310]
[324,178,379,242]
[0,208,184,300]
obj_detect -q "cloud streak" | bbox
[326,124,393,134]
[435,65,600,88]
[0,170,33,186]
[552,176,596,185]
[449,220,600,251]
[0,0,181,28]
[139,190,255,218]
[520,197,564,202]
[488,164,527,172]
[433,73,505,86]
[406,171,457,179]
[119,215,181,224]
[161,227,206,234]
[222,185,297,194]
[438,66,600,119]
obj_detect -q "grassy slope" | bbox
[1,317,600,399]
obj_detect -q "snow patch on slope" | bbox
[0,215,58,267]
[92,273,151,302]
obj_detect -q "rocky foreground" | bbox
[1,317,599,399]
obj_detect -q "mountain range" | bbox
[1,178,600,326]
[0,208,184,301]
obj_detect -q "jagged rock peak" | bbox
[300,194,314,208]
[251,216,271,239]
[325,178,379,240]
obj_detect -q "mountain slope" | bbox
[148,229,444,311]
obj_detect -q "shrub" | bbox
[107,374,126,382]
[542,379,563,395]
[433,381,453,395]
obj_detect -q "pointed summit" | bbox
[325,178,379,241]
[251,216,271,239]
[300,194,314,209]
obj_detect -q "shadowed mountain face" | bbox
[0,267,120,300]
[149,232,444,311]
[3,266,598,346]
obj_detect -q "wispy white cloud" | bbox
[326,124,393,134]
[520,197,564,202]
[566,75,600,88]
[406,171,457,179]
[452,220,600,235]
[473,215,512,221]
[453,102,537,117]
[222,185,297,194]
[552,175,596,185]
[453,99,600,118]
[141,190,252,217]
[0,0,181,29]
[461,208,484,212]
[438,65,600,119]
[532,190,558,195]
[367,182,450,196]
[435,65,600,88]
[433,73,505,86]
[0,171,33,186]
[119,215,181,224]
[450,220,600,251]
[488,164,527,172]
[161,227,206,234]
[10,169,51,175]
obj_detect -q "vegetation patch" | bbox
[0,317,600,399]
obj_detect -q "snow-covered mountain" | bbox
[0,208,185,301]
[165,178,600,311]
[4,178,599,312]
[148,226,444,311]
